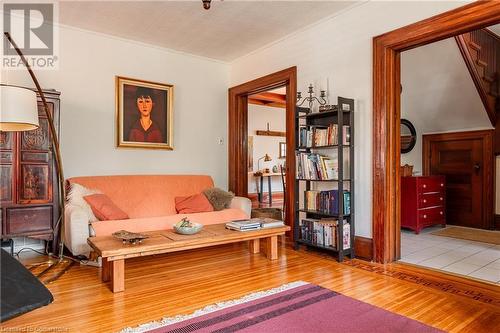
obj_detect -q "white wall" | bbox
[247,104,286,193]
[401,37,492,174]
[2,24,230,188]
[230,1,469,238]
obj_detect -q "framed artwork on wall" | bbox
[116,76,174,149]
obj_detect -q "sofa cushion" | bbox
[67,183,100,222]
[67,175,214,218]
[84,194,129,221]
[90,208,247,236]
[203,187,234,211]
[175,193,214,214]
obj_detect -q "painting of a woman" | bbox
[128,87,163,143]
[116,77,173,149]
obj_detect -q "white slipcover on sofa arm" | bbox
[230,196,252,218]
[64,203,93,257]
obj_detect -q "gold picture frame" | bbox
[116,76,174,149]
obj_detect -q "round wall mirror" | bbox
[401,119,416,154]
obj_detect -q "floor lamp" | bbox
[1,32,70,281]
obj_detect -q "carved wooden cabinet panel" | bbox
[0,90,60,249]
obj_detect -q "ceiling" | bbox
[59,1,358,62]
[248,92,286,108]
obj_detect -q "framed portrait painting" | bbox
[116,76,173,149]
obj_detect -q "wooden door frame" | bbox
[373,1,500,263]
[422,130,495,230]
[228,67,297,233]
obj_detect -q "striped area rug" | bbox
[121,282,441,333]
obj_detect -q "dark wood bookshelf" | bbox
[298,209,351,218]
[294,97,355,262]
[296,144,351,150]
[297,108,350,119]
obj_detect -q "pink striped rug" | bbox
[122,282,442,333]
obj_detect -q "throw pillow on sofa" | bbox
[83,194,129,221]
[202,187,234,211]
[175,193,214,214]
[67,183,101,222]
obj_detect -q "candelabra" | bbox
[296,84,327,112]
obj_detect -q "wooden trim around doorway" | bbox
[228,67,297,235]
[372,1,500,263]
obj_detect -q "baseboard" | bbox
[495,214,500,230]
[354,236,373,261]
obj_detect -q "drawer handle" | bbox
[440,197,443,201]
[423,214,427,219]
[440,183,444,187]
[423,184,427,188]
[440,211,443,215]
[423,199,427,203]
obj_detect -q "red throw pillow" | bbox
[175,193,214,214]
[83,194,129,221]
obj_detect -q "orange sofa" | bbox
[63,175,251,257]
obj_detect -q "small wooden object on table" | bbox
[88,223,290,293]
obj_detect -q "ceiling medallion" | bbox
[202,0,211,10]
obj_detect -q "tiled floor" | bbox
[399,226,500,284]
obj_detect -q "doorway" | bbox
[228,67,297,230]
[372,1,500,264]
[423,130,494,230]
[247,88,287,210]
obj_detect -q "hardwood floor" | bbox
[2,241,499,333]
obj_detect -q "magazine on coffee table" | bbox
[226,218,285,231]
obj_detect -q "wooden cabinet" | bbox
[0,90,60,251]
[401,176,446,234]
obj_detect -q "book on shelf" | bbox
[296,152,338,180]
[226,218,284,231]
[298,218,350,250]
[298,125,350,148]
[304,190,350,215]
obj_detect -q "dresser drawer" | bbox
[418,192,445,209]
[417,177,445,193]
[418,206,445,226]
[6,207,52,235]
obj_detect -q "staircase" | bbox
[455,29,500,154]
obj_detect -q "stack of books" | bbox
[226,218,285,231]
[296,152,338,180]
[304,190,350,215]
[299,218,350,250]
[298,125,350,148]
[260,219,285,229]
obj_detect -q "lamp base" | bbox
[26,257,76,284]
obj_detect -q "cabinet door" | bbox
[0,132,16,204]
[18,103,54,204]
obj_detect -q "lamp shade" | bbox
[0,85,39,131]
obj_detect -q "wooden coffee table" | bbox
[87,223,290,292]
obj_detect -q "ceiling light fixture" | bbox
[202,0,211,10]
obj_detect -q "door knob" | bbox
[474,164,481,173]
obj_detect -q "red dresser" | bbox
[401,176,446,234]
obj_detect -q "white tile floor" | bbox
[399,226,500,284]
